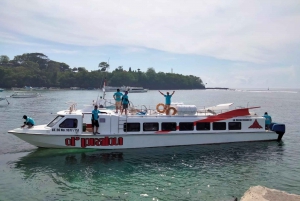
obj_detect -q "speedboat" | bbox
[8,102,285,149]
[10,91,40,98]
[126,86,148,93]
[103,86,120,92]
[103,86,148,93]
[0,88,4,92]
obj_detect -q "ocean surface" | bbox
[0,89,299,201]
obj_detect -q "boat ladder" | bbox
[118,116,128,133]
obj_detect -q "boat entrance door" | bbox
[98,114,111,134]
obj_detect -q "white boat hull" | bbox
[10,131,278,149]
[8,102,285,149]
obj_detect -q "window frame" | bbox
[124,123,140,132]
[179,122,194,131]
[228,122,242,130]
[143,122,159,131]
[59,118,78,128]
[196,122,211,131]
[212,122,226,130]
[47,115,64,127]
[161,122,177,131]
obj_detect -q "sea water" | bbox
[0,89,299,201]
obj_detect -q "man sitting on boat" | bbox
[263,112,272,130]
[92,105,101,134]
[21,115,35,128]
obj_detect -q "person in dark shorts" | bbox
[159,90,175,114]
[263,112,272,130]
[91,105,101,134]
[121,91,130,115]
[21,115,35,128]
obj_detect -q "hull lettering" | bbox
[65,137,123,148]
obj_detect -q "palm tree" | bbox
[98,62,110,71]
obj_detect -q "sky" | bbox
[1,0,300,88]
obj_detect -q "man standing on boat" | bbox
[21,115,35,128]
[159,90,175,114]
[113,89,123,113]
[121,91,130,115]
[91,105,101,134]
[263,112,272,130]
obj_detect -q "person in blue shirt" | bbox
[21,115,35,128]
[91,105,101,134]
[121,91,130,115]
[263,112,272,130]
[113,89,123,113]
[159,90,175,114]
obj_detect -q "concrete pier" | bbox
[240,186,300,201]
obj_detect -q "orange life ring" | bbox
[166,107,177,115]
[156,103,166,113]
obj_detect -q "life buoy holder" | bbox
[166,107,177,115]
[156,103,166,113]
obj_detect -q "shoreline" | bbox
[240,186,300,201]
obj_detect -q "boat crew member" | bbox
[113,89,123,113]
[21,115,35,128]
[263,112,272,130]
[121,91,130,115]
[159,90,175,115]
[91,105,101,134]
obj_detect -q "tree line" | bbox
[0,53,205,89]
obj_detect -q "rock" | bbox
[240,186,300,201]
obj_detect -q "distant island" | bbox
[0,53,205,90]
[205,87,229,90]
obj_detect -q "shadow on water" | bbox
[5,142,288,201]
[12,141,284,179]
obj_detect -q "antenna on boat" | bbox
[102,57,110,100]
[95,57,110,106]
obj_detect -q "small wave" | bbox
[233,89,298,93]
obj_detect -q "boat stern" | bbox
[269,123,286,141]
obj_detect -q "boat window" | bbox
[124,123,140,132]
[162,122,177,131]
[228,122,241,130]
[196,122,210,130]
[179,122,194,131]
[143,123,159,131]
[47,115,64,127]
[59,119,78,128]
[213,122,226,130]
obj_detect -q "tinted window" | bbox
[143,123,159,131]
[228,122,241,130]
[179,122,194,131]
[196,122,210,130]
[59,119,78,128]
[124,123,140,132]
[47,116,64,127]
[213,122,226,130]
[162,122,177,131]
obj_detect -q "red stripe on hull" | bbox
[196,107,259,123]
[155,131,171,134]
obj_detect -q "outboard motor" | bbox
[270,123,286,141]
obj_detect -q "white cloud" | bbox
[122,47,147,54]
[1,0,300,64]
[50,49,78,55]
[201,65,299,88]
